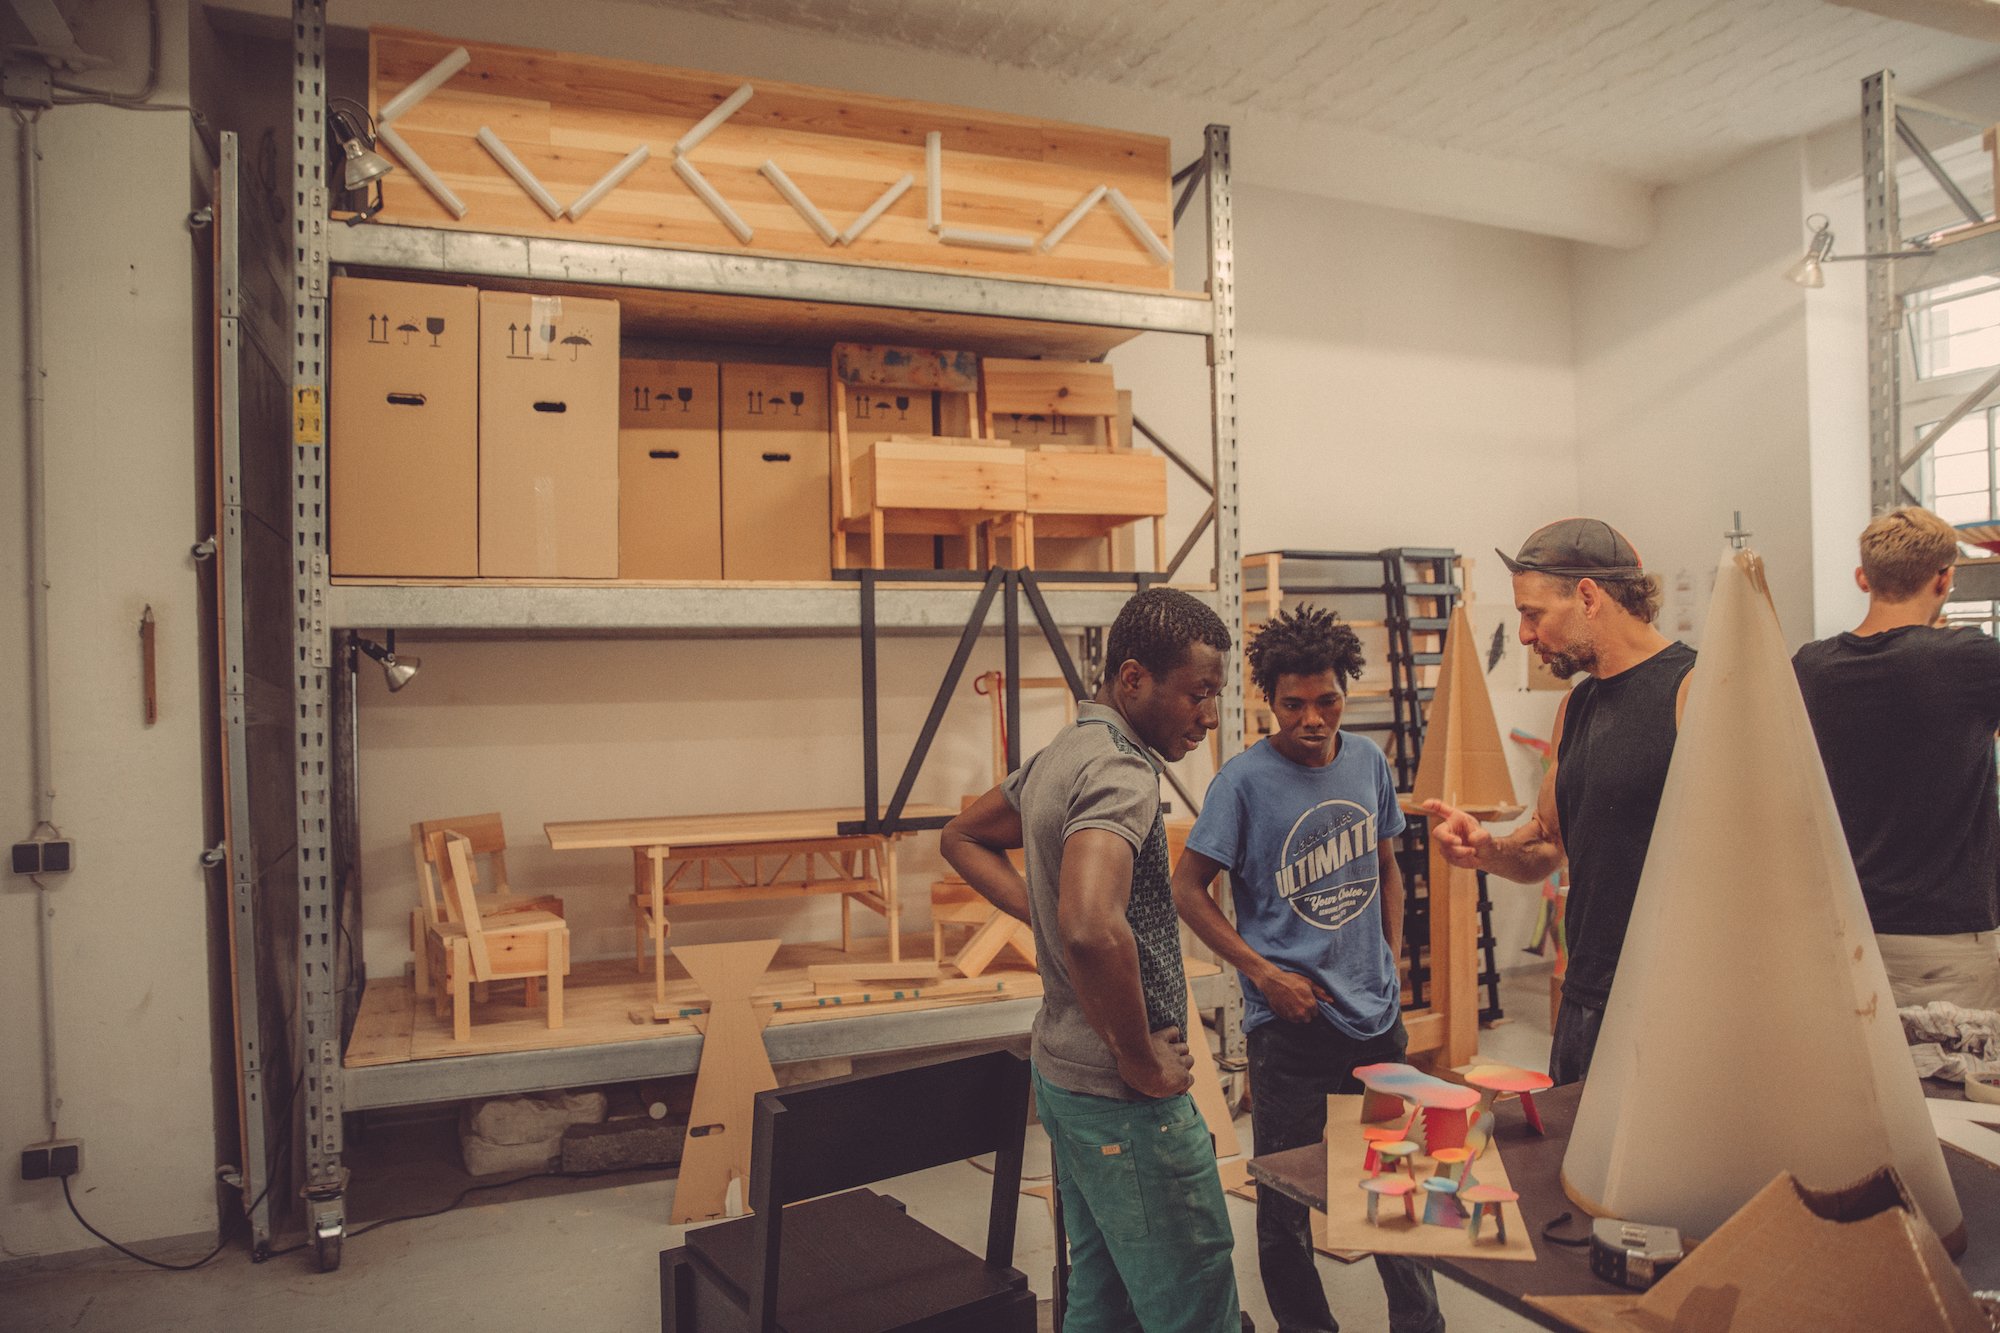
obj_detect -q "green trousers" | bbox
[1036,1067,1242,1332]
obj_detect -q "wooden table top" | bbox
[545,805,958,851]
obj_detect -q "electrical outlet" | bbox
[20,1140,82,1181]
[10,839,74,875]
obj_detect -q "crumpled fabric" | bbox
[1902,1000,2000,1084]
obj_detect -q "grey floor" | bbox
[1,968,1557,1333]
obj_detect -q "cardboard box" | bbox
[620,359,721,579]
[329,276,479,576]
[721,363,831,581]
[478,291,620,577]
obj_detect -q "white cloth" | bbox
[1901,999,2000,1085]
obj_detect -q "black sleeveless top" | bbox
[1554,641,1695,1009]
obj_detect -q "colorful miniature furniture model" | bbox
[660,1049,1037,1331]
[1465,1063,1555,1135]
[1374,1140,1421,1181]
[428,832,568,1042]
[1460,1183,1518,1243]
[1361,1122,1413,1174]
[1361,1175,1419,1226]
[409,812,568,997]
[1354,1062,1482,1154]
[1420,1176,1467,1229]
[1430,1147,1473,1184]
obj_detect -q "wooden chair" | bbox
[829,342,1022,571]
[428,832,570,1042]
[979,357,1165,571]
[660,1049,1035,1333]
[408,813,625,996]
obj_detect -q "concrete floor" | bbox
[0,968,1557,1333]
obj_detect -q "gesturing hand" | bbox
[1421,799,1492,870]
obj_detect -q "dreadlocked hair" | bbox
[1104,587,1233,682]
[1247,604,1365,703]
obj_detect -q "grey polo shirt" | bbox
[1003,701,1187,1101]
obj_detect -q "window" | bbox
[1918,404,1999,526]
[1910,277,2000,381]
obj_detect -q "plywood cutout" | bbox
[1410,603,1516,813]
[1563,547,1963,1251]
[670,938,781,1225]
[1184,978,1242,1160]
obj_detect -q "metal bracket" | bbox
[191,536,217,561]
[200,843,228,867]
[188,206,214,230]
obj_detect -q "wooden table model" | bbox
[545,806,952,1018]
[1247,1081,2000,1330]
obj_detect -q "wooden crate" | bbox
[370,28,1174,288]
[851,441,1026,515]
[1025,451,1166,519]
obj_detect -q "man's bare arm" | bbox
[1061,828,1192,1098]
[939,785,1031,923]
[1424,695,1568,883]
[1379,838,1406,961]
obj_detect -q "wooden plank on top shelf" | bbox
[372,28,1174,288]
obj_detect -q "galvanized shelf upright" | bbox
[1861,70,2000,515]
[262,0,1244,1269]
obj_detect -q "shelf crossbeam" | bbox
[327,224,1212,336]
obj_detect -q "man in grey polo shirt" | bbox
[943,587,1239,1333]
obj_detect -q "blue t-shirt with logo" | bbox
[1186,733,1407,1039]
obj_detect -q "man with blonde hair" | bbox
[1794,506,2000,1010]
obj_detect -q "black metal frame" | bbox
[836,568,1164,837]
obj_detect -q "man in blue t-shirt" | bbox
[1173,605,1443,1333]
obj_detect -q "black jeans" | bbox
[1246,1017,1445,1333]
[1549,996,1605,1088]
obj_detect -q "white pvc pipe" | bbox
[1106,187,1173,266]
[673,155,753,243]
[1040,184,1106,253]
[760,160,838,245]
[377,122,466,219]
[20,112,61,1141]
[568,144,650,221]
[938,225,1034,251]
[476,127,564,219]
[839,173,914,246]
[377,46,469,127]
[674,83,753,157]
[925,132,943,232]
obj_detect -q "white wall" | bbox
[1573,140,1818,648]
[0,5,220,1260]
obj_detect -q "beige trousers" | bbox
[1878,931,2000,1012]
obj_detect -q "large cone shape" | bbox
[1561,547,1961,1250]
[1411,603,1516,812]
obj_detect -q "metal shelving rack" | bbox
[1862,70,2000,530]
[220,0,1244,1268]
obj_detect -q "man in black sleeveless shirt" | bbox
[1793,506,2000,1012]
[1423,519,1695,1085]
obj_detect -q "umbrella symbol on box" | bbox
[561,331,593,361]
[396,321,420,345]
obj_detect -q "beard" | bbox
[1541,643,1598,680]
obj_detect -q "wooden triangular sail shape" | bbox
[1562,548,1962,1251]
[1411,603,1516,812]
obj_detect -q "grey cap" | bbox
[1498,518,1645,579]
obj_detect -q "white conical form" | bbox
[1562,547,1962,1250]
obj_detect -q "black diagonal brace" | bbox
[1016,569,1088,703]
[864,565,1006,836]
